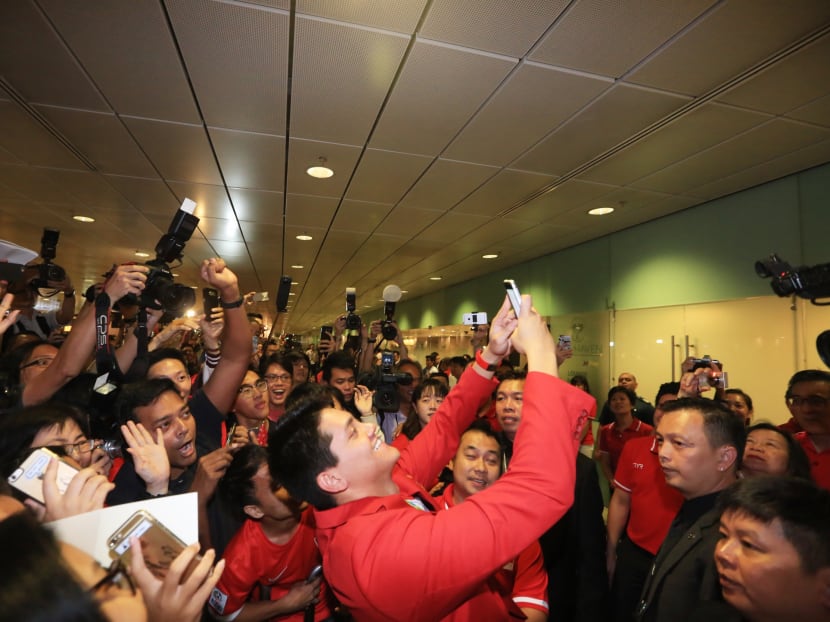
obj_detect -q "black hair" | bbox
[284,350,311,371]
[462,418,505,469]
[321,351,356,384]
[659,397,746,465]
[284,382,341,413]
[570,374,590,393]
[717,476,830,573]
[219,444,271,519]
[396,358,423,376]
[146,347,187,372]
[725,388,754,413]
[0,511,108,621]
[115,378,180,426]
[268,393,341,510]
[258,353,295,381]
[400,379,449,440]
[0,402,88,479]
[607,385,636,406]
[785,369,830,398]
[745,422,812,480]
[0,338,54,387]
[655,382,680,406]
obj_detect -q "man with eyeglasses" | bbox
[259,354,294,422]
[231,369,272,446]
[783,370,830,490]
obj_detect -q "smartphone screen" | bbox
[504,279,522,314]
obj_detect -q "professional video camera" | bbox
[345,287,361,330]
[360,351,412,412]
[755,254,830,304]
[30,228,66,289]
[121,199,199,316]
[757,253,830,367]
[380,284,402,341]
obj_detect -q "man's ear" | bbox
[717,445,738,472]
[243,504,264,520]
[317,468,347,495]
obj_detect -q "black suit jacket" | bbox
[634,505,739,622]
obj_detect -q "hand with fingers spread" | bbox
[122,421,170,496]
[354,384,375,418]
[41,460,114,522]
[130,537,225,622]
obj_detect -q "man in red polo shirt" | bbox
[783,370,830,490]
[606,382,684,622]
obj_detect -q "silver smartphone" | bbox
[504,279,522,314]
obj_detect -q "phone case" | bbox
[7,447,79,504]
[108,510,189,580]
[504,279,522,314]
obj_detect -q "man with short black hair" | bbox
[714,475,830,622]
[635,397,745,621]
[268,296,594,621]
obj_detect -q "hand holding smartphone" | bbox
[7,447,79,504]
[504,279,522,314]
[203,288,220,317]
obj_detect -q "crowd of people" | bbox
[0,253,828,622]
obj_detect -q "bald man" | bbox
[599,372,655,426]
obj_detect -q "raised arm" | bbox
[199,259,248,414]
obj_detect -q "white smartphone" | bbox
[504,279,522,314]
[7,447,79,504]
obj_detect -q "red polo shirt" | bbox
[613,436,684,554]
[599,418,653,474]
[795,431,830,491]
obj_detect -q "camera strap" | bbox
[94,292,113,374]
[128,307,150,379]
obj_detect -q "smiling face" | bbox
[134,390,197,478]
[450,429,502,504]
[495,379,524,441]
[715,511,829,622]
[263,363,292,409]
[786,380,830,436]
[741,429,790,478]
[317,407,399,499]
[147,358,192,400]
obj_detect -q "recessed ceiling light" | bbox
[288,293,295,296]
[72,215,95,223]
[429,276,442,281]
[306,157,334,179]
[291,281,299,285]
[171,273,179,278]
[291,265,304,269]
[588,206,615,216]
[134,251,150,258]
[296,234,313,241]
[400,290,408,293]
[482,253,499,259]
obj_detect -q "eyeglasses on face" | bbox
[785,395,829,409]
[238,379,269,397]
[264,373,292,383]
[33,439,101,459]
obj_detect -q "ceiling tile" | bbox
[211,128,285,191]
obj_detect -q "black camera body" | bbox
[345,287,361,330]
[119,202,199,316]
[756,254,830,303]
[30,228,66,289]
[363,351,412,412]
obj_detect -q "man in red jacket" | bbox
[269,295,595,621]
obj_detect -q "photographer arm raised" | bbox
[22,264,148,406]
[198,259,249,414]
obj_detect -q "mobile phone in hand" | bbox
[203,288,220,317]
[504,279,522,314]
[7,447,79,504]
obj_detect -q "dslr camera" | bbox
[345,287,361,330]
[756,253,830,304]
[30,228,66,289]
[120,199,199,316]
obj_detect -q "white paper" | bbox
[0,239,38,264]
[47,492,199,566]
